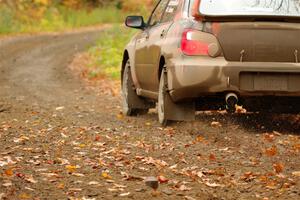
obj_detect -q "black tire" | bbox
[121,61,149,116]
[158,71,169,126]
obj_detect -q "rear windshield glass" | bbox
[199,0,300,17]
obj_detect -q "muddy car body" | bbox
[121,0,300,125]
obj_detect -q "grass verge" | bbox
[86,26,137,79]
[0,5,128,34]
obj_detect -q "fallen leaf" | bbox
[195,136,205,143]
[169,164,177,169]
[211,121,222,128]
[185,196,196,200]
[102,172,112,179]
[145,122,151,126]
[88,181,100,185]
[205,182,223,188]
[73,173,85,177]
[3,181,12,187]
[265,180,278,189]
[265,146,277,157]
[292,171,300,177]
[19,193,31,199]
[66,165,77,173]
[69,188,82,192]
[264,133,275,142]
[25,175,37,183]
[209,154,216,161]
[179,185,192,191]
[273,163,284,174]
[117,113,124,120]
[235,105,247,113]
[119,192,130,197]
[197,171,204,178]
[55,106,65,111]
[4,169,13,176]
[57,183,65,189]
[158,175,169,184]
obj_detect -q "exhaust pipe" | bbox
[225,93,238,113]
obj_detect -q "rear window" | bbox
[199,0,300,17]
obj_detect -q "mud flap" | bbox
[163,72,195,121]
[164,95,195,121]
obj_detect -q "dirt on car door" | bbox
[134,0,171,93]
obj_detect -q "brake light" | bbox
[181,29,209,56]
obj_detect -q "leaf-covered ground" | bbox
[0,30,299,200]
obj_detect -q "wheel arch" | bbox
[158,56,166,82]
[121,50,129,83]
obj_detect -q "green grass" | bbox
[0,5,128,34]
[0,6,21,34]
[87,26,137,79]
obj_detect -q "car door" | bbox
[134,0,170,92]
[147,0,181,92]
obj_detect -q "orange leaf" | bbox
[273,163,284,174]
[95,135,101,141]
[65,165,77,173]
[266,180,278,189]
[196,136,205,142]
[209,154,216,161]
[293,143,300,151]
[5,169,14,176]
[259,175,268,183]
[264,133,275,142]
[57,183,65,189]
[265,146,277,157]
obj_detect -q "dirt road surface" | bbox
[0,30,299,200]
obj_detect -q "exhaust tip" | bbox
[225,93,238,113]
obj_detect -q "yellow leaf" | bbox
[117,114,124,120]
[102,172,112,179]
[66,165,77,173]
[19,193,31,199]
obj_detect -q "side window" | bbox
[161,0,180,23]
[148,0,170,27]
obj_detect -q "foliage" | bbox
[0,0,155,34]
[87,26,137,79]
[0,5,127,34]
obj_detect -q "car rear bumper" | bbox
[168,56,300,102]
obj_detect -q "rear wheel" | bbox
[122,61,150,116]
[158,66,196,126]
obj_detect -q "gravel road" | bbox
[0,30,299,200]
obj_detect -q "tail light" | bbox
[181,29,221,57]
[181,29,209,56]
